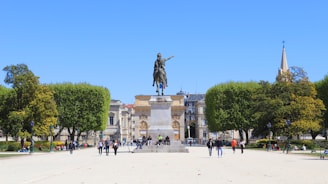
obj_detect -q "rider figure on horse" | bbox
[152,53,174,88]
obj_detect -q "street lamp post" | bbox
[30,121,34,153]
[286,119,291,154]
[187,125,190,138]
[267,122,272,151]
[93,131,96,147]
[49,125,54,152]
[77,128,80,148]
[188,111,191,138]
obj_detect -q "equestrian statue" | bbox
[152,53,174,96]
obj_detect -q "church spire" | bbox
[277,41,290,81]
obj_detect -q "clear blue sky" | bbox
[1,1,327,104]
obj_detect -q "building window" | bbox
[203,131,207,139]
[201,119,206,126]
[109,116,114,125]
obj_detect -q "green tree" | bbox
[262,67,325,140]
[27,85,58,137]
[2,64,58,139]
[315,75,328,139]
[276,70,324,139]
[0,86,17,141]
[50,83,110,142]
[205,81,260,143]
[251,81,283,137]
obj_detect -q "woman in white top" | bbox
[98,140,103,155]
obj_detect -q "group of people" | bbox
[134,135,171,149]
[157,135,170,146]
[65,139,80,154]
[97,138,119,156]
[206,138,245,157]
[134,135,152,149]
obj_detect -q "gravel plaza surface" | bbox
[0,145,327,184]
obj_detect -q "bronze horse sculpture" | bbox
[153,68,166,96]
[152,53,174,96]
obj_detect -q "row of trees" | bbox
[205,67,327,143]
[0,64,110,142]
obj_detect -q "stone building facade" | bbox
[183,93,207,143]
[103,100,134,143]
[133,95,185,141]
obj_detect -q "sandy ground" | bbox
[0,145,327,184]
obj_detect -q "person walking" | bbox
[113,140,119,156]
[240,139,245,154]
[98,140,103,156]
[105,138,110,156]
[231,139,237,154]
[65,139,68,150]
[206,138,214,157]
[68,141,73,154]
[215,138,224,157]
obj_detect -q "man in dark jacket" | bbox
[215,138,224,157]
[206,138,214,157]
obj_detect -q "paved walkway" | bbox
[0,146,327,184]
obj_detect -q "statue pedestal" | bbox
[148,96,174,142]
[133,95,188,153]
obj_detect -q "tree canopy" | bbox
[205,81,260,142]
[49,83,110,141]
[205,66,325,141]
[1,64,58,139]
[1,64,111,142]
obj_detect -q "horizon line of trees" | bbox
[205,66,328,144]
[0,64,110,143]
[1,64,328,145]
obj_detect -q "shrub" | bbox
[246,143,259,148]
[0,143,8,151]
[315,140,328,149]
[256,139,278,148]
[0,140,65,152]
[7,142,20,151]
[290,140,316,150]
[53,141,65,147]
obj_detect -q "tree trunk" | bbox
[54,127,64,140]
[239,129,244,140]
[245,130,249,144]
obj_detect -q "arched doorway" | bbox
[139,121,148,138]
[172,121,180,140]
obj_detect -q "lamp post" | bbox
[93,131,96,147]
[267,122,272,151]
[77,128,80,149]
[286,119,291,154]
[49,125,54,152]
[188,111,191,138]
[30,121,34,153]
[187,125,190,138]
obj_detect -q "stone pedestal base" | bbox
[148,96,174,141]
[134,96,187,153]
[133,141,189,153]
